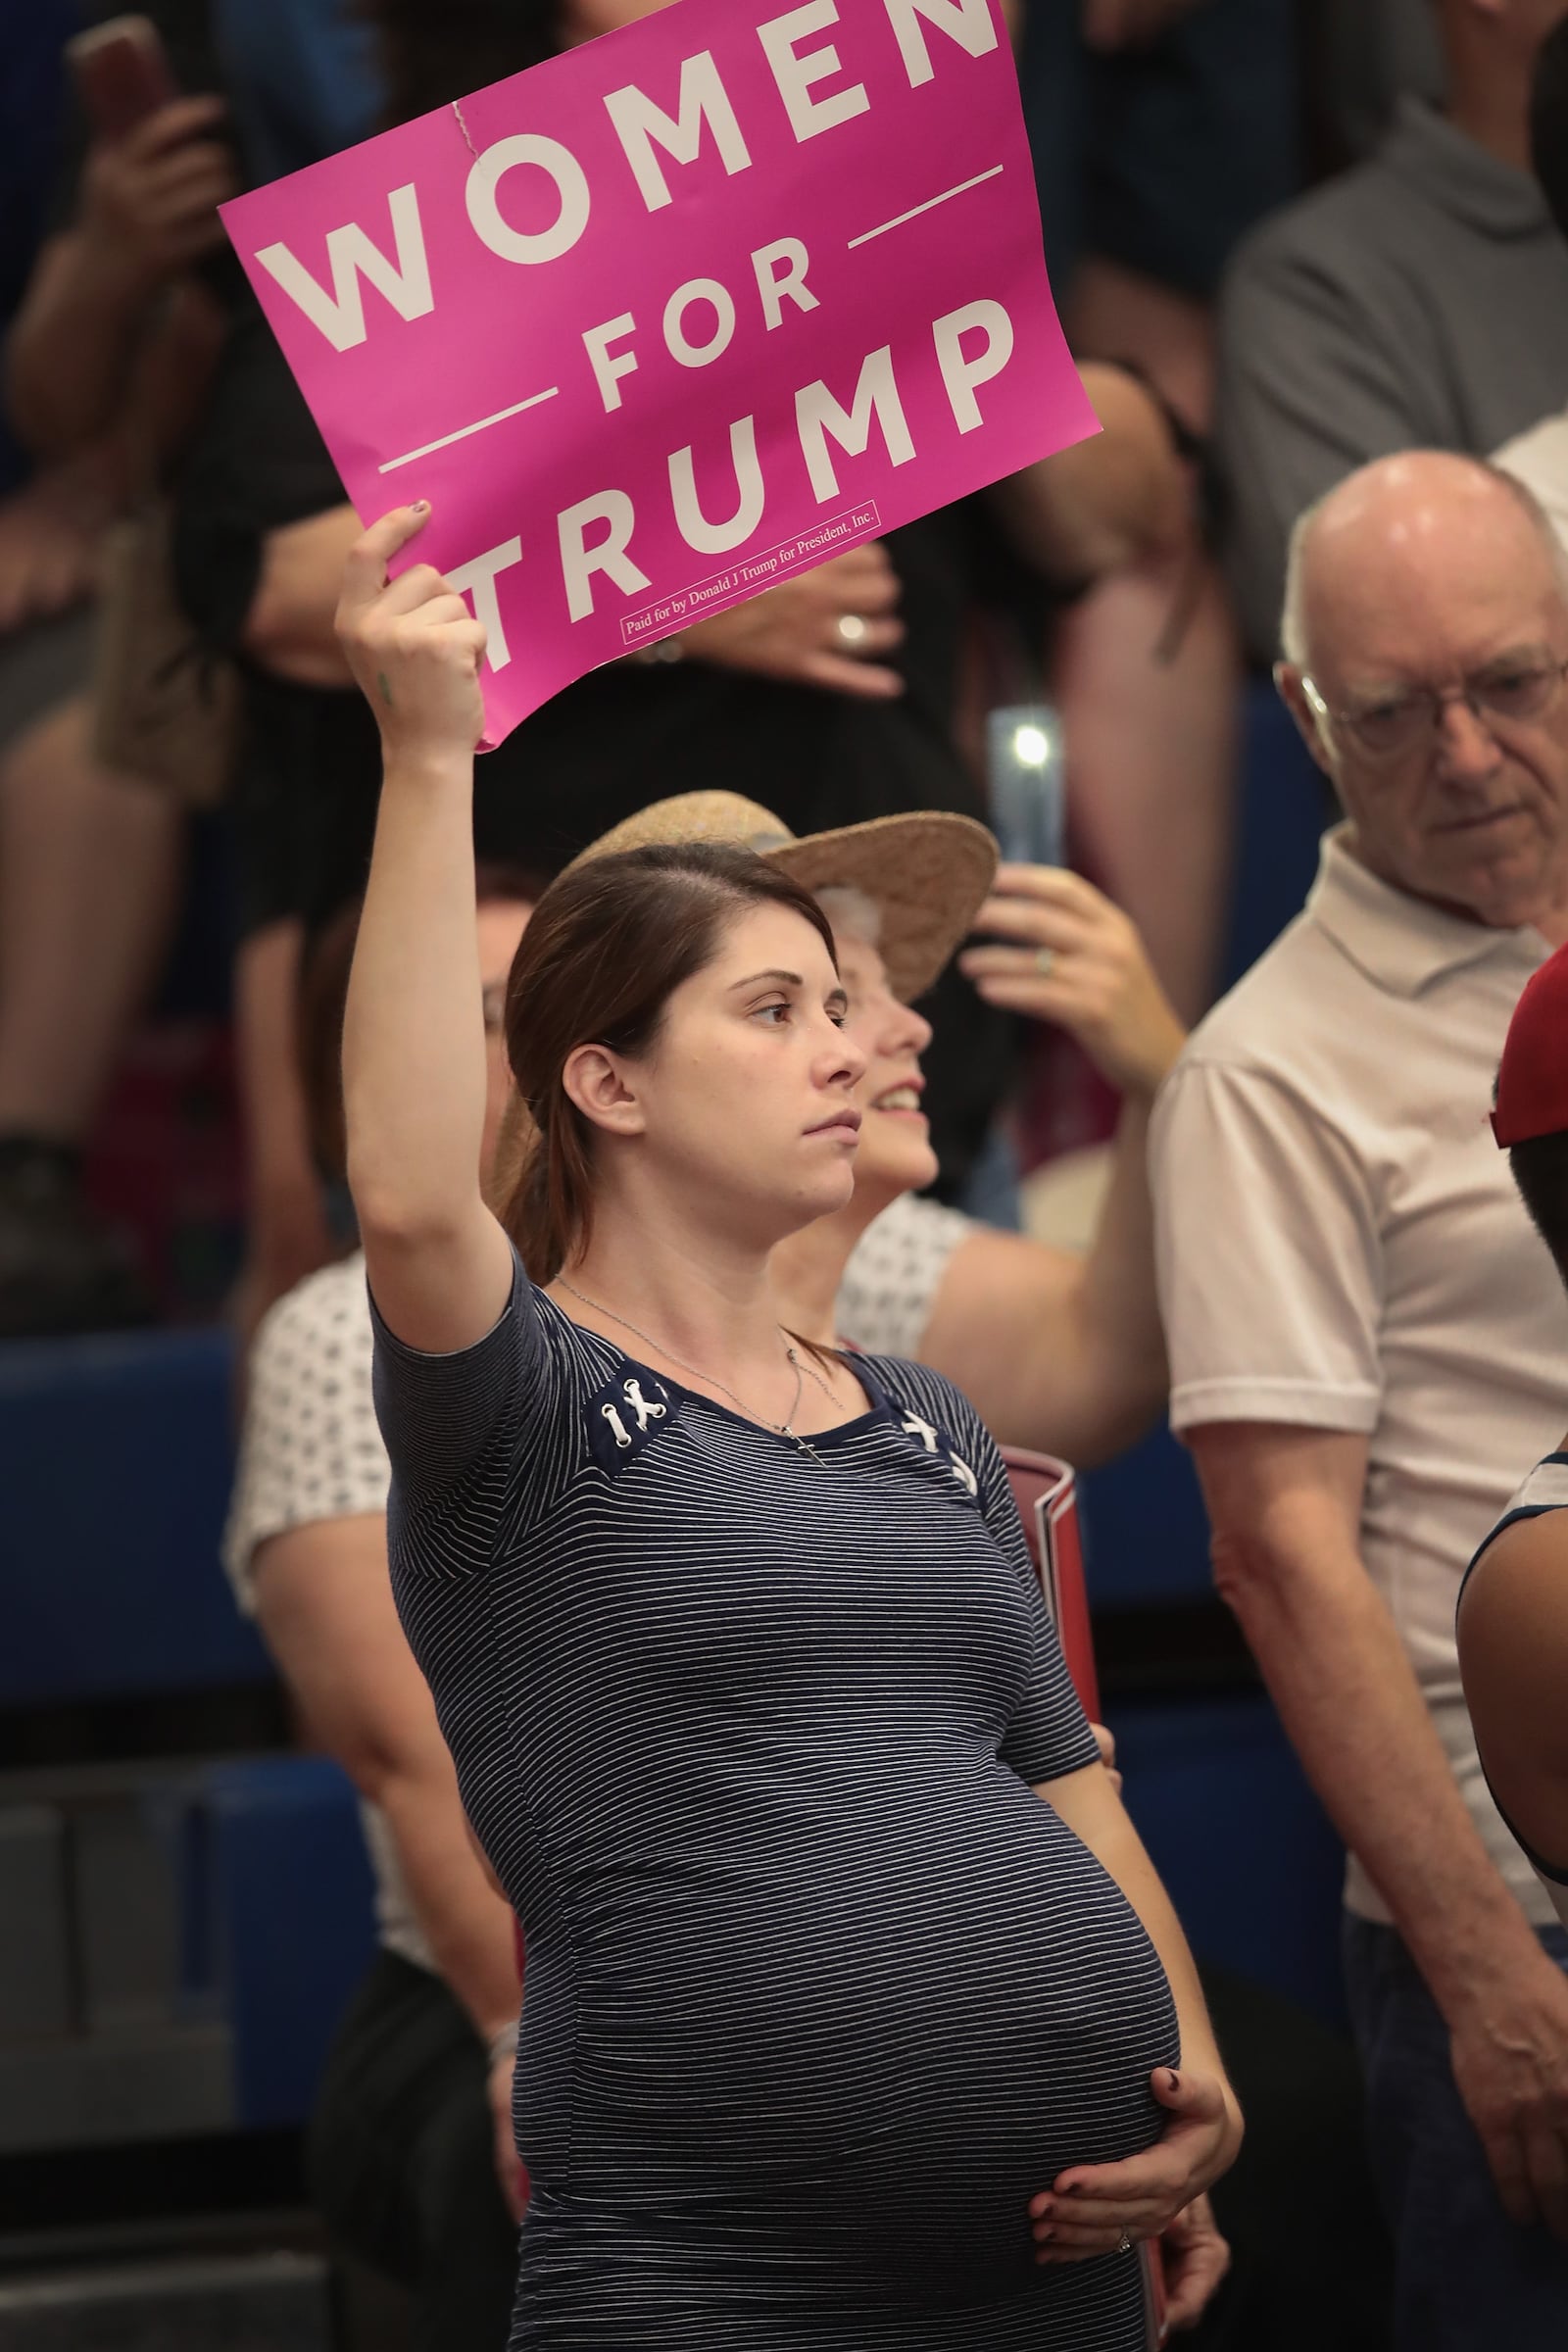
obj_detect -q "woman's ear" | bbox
[562,1043,646,1137]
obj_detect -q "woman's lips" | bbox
[869,1084,925,1118]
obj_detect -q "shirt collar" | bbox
[1383,96,1552,241]
[1306,826,1550,998]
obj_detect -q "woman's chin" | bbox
[858,1135,940,1201]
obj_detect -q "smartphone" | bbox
[985,704,1065,870]
[67,15,178,144]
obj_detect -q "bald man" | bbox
[1151,453,1568,2344]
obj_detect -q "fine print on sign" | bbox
[221,0,1097,747]
[621,500,880,645]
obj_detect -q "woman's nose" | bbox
[824,1021,866,1086]
[874,986,932,1056]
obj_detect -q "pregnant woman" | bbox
[337,506,1241,2349]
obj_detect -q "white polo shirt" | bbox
[1152,828,1568,1927]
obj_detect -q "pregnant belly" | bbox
[536,1779,1179,2285]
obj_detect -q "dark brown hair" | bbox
[501,842,837,1283]
[300,860,548,1180]
[1509,1127,1568,1294]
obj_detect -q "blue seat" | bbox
[1079,1425,1212,1611]
[1105,1690,1348,2026]
[1219,675,1328,993]
[0,1325,269,1705]
[201,1754,377,2131]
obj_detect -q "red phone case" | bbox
[67,15,177,143]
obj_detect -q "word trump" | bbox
[252,0,1001,351]
[457,304,1011,656]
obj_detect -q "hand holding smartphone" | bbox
[66,16,179,143]
[67,18,236,284]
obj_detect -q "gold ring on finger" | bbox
[836,612,869,649]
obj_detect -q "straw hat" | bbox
[564,792,998,1002]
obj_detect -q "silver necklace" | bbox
[555,1276,838,1463]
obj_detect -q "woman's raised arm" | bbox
[337,506,515,1353]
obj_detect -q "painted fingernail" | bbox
[411,500,430,515]
[1165,2068,1181,2093]
[1033,2226,1055,2243]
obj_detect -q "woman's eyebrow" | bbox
[727,968,804,991]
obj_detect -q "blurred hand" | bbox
[958,865,1186,1100]
[78,95,237,287]
[1082,0,1206,49]
[336,506,488,764]
[0,458,119,634]
[1159,2191,1231,2330]
[681,544,905,699]
[1088,1721,1122,1796]
[488,2050,528,2224]
[1031,2065,1240,2262]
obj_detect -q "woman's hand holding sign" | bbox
[335,506,487,765]
[680,542,906,699]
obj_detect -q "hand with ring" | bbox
[676,543,905,699]
[1029,2063,1240,2270]
[958,864,1187,1102]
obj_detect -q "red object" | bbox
[1001,1446,1101,1717]
[67,15,178,142]
[1493,939,1568,1145]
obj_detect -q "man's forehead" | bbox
[1307,538,1564,682]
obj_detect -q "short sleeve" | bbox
[369,1241,553,1571]
[835,1196,978,1357]
[1151,1056,1384,1437]
[944,1381,1100,1788]
[1217,223,1435,662]
[222,1259,387,1611]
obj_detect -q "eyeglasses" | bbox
[1299,653,1568,761]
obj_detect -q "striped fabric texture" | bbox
[373,1250,1178,2348]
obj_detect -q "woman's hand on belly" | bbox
[1027,2063,1238,2263]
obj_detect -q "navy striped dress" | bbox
[373,1248,1178,2348]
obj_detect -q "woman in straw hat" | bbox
[335,505,1240,2350]
[566,789,1183,1468]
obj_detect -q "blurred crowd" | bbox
[10,2,1568,2349]
[0,0,1330,1345]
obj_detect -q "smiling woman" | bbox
[333,505,1240,2351]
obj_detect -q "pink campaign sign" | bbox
[220,0,1096,747]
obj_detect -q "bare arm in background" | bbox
[253,1513,525,2216]
[1191,1419,1568,2239]
[6,96,234,459]
[988,363,1190,583]
[918,867,1184,1465]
